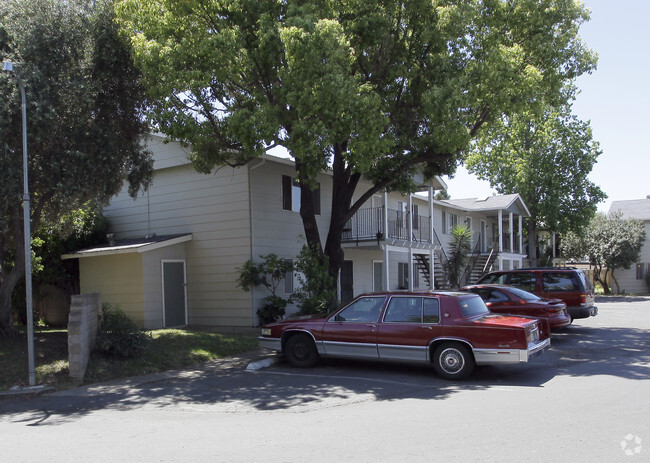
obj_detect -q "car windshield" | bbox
[459,296,489,317]
[505,287,541,301]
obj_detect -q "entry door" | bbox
[162,260,187,327]
[340,260,354,305]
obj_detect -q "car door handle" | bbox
[421,326,432,330]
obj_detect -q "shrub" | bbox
[256,295,288,326]
[292,244,337,315]
[96,303,149,358]
[237,254,293,325]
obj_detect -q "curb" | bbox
[0,385,55,400]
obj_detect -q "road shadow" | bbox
[1,321,648,427]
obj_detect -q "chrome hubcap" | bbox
[440,348,464,374]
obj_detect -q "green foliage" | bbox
[116,0,597,292]
[446,225,473,288]
[562,212,646,294]
[0,0,153,335]
[256,295,288,326]
[292,244,337,315]
[237,254,293,324]
[465,103,606,263]
[96,303,150,358]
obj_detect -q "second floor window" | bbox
[442,211,458,234]
[282,175,320,215]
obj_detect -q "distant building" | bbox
[608,197,650,294]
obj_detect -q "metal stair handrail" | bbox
[459,233,482,287]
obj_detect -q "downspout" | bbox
[248,158,266,326]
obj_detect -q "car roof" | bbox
[356,290,473,298]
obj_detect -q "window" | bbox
[397,201,407,228]
[459,296,489,317]
[442,211,458,234]
[509,272,536,292]
[373,261,384,291]
[398,262,409,289]
[333,296,386,322]
[423,298,440,324]
[282,175,320,214]
[412,204,419,230]
[542,272,579,291]
[283,259,294,293]
[384,297,423,323]
[636,263,645,280]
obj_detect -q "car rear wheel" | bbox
[284,333,319,368]
[432,342,475,380]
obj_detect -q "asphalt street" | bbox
[1,296,649,462]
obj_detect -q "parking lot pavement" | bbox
[0,296,648,463]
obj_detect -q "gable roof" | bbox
[438,194,530,217]
[609,198,650,220]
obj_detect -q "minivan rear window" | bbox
[542,272,579,291]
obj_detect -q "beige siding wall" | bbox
[79,254,145,325]
[249,160,332,314]
[103,138,254,327]
[142,243,188,329]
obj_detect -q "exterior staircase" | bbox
[414,253,451,290]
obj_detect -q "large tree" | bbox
[117,0,596,295]
[465,103,605,265]
[561,212,646,294]
[0,0,153,337]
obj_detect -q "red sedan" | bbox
[259,290,550,380]
[461,284,571,331]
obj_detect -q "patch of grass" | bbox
[1,327,259,391]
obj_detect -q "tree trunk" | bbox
[527,218,538,267]
[612,269,621,294]
[595,267,610,294]
[0,208,25,338]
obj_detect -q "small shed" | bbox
[62,234,193,329]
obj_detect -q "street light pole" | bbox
[3,60,35,386]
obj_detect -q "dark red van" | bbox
[476,268,598,321]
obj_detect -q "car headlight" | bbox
[261,328,272,336]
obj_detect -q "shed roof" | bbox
[61,234,192,260]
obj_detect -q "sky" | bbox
[443,0,650,213]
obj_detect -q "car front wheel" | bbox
[432,342,475,380]
[284,333,319,368]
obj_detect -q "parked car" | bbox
[476,267,598,321]
[259,291,550,380]
[460,284,571,331]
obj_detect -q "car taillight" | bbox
[527,323,540,343]
[543,307,563,314]
[580,294,586,306]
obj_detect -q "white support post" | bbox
[498,210,503,269]
[509,212,514,254]
[408,194,414,290]
[429,187,435,289]
[519,215,523,255]
[383,191,390,290]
